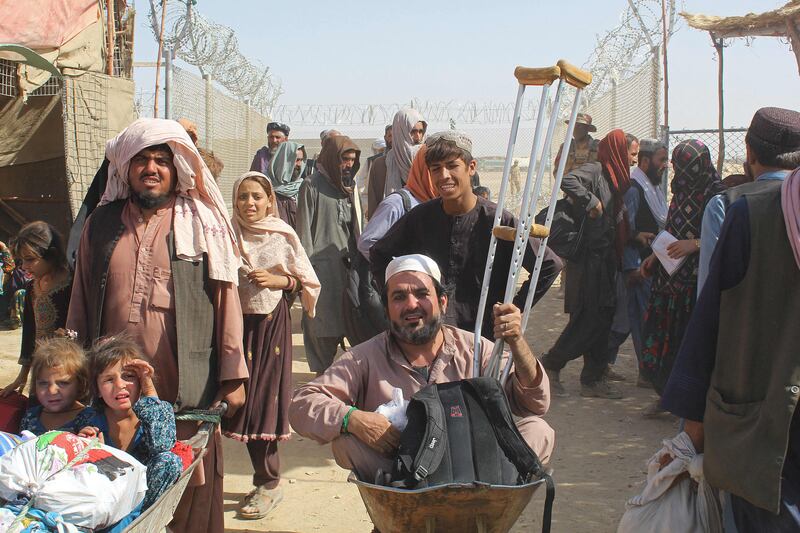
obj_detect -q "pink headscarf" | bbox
[782,168,800,271]
[232,172,320,316]
[101,118,241,284]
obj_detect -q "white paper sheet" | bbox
[651,230,687,276]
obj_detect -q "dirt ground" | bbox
[0,283,680,532]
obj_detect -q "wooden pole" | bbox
[154,0,168,117]
[786,18,800,77]
[713,34,725,172]
[661,0,669,138]
[106,0,115,75]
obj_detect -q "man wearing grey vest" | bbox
[697,107,800,292]
[67,118,248,533]
[661,169,800,529]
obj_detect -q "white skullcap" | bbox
[372,138,387,150]
[386,254,442,284]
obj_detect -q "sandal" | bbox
[237,485,283,520]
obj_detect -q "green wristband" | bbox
[342,406,357,434]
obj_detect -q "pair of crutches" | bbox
[473,59,593,385]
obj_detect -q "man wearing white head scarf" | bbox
[383,108,427,195]
[289,254,554,482]
[66,118,248,533]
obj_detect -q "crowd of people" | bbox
[0,102,798,531]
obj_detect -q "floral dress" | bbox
[20,405,98,435]
[94,396,183,510]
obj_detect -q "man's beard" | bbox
[645,166,663,186]
[389,311,444,345]
[341,170,354,188]
[292,166,302,180]
[131,189,172,210]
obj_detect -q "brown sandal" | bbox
[237,485,283,520]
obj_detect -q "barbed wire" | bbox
[581,0,678,105]
[274,0,678,126]
[147,0,282,114]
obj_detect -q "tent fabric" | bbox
[0,0,104,96]
[0,0,99,49]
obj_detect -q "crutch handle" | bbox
[557,59,592,88]
[492,224,550,241]
[514,66,561,86]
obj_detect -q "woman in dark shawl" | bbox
[639,139,725,406]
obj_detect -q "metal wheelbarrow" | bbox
[349,472,551,533]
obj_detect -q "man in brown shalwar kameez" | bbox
[66,118,248,533]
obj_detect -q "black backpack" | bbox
[534,198,586,261]
[390,377,554,533]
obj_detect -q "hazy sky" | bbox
[133,0,798,129]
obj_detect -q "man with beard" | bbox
[697,107,800,292]
[296,135,360,373]
[249,122,291,175]
[66,118,247,533]
[288,254,554,481]
[619,139,667,386]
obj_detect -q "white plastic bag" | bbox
[0,431,147,530]
[618,432,722,533]
[375,388,409,431]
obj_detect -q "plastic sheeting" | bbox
[0,0,104,96]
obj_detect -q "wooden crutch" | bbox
[472,64,562,378]
[497,60,593,384]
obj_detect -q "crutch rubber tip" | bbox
[557,59,592,88]
[514,66,561,86]
[492,225,550,241]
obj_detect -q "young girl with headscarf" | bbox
[639,139,725,410]
[223,172,320,519]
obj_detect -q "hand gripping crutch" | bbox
[471,64,562,378]
[497,60,593,385]
[482,64,572,380]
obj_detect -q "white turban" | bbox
[386,254,442,284]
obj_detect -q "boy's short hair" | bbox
[29,337,90,402]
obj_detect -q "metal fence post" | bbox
[245,99,252,160]
[164,48,172,119]
[610,75,618,128]
[651,45,661,139]
[204,74,213,151]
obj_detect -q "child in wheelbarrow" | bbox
[79,335,184,510]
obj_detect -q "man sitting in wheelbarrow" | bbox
[289,254,554,481]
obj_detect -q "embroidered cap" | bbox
[425,130,473,153]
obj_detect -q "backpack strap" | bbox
[403,384,448,482]
[464,377,555,533]
[390,189,413,214]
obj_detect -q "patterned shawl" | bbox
[232,173,320,316]
[101,118,240,284]
[656,139,725,291]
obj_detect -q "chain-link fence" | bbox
[136,65,271,210]
[279,58,661,214]
[667,128,748,177]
